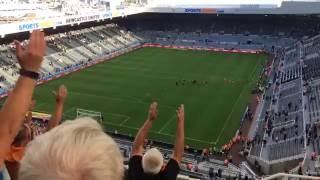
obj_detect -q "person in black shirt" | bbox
[128,102,185,180]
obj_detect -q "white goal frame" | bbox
[76,108,102,123]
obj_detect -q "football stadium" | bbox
[1,0,320,179]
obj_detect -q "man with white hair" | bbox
[19,117,124,180]
[128,102,185,180]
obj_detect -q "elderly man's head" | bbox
[142,148,164,174]
[19,117,124,180]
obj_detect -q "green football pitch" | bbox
[30,47,267,149]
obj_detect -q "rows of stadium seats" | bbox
[139,30,295,51]
[279,80,302,99]
[123,14,320,38]
[303,35,320,57]
[268,137,305,161]
[250,42,306,162]
[279,66,302,85]
[307,84,320,122]
[283,46,300,65]
[249,29,320,172]
[303,57,320,80]
[306,83,320,156]
[0,24,141,93]
[301,34,320,146]
[288,35,320,176]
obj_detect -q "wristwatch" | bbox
[19,69,39,80]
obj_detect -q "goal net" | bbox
[76,108,102,124]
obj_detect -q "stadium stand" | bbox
[247,41,306,173]
[0,24,141,94]
[242,26,320,176]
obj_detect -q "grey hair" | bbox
[19,117,124,180]
[142,148,164,174]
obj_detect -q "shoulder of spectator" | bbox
[132,146,144,156]
[170,157,181,165]
[128,155,143,170]
[131,153,143,157]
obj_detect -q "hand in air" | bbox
[53,85,68,104]
[176,104,184,123]
[14,30,46,72]
[148,102,158,121]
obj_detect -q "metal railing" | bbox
[263,173,320,180]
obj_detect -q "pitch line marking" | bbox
[34,102,47,110]
[62,107,77,119]
[103,121,211,145]
[214,87,245,144]
[101,112,131,126]
[158,114,176,133]
[158,132,211,144]
[71,91,175,110]
[103,121,138,132]
[120,116,131,126]
[64,107,76,115]
[213,58,261,145]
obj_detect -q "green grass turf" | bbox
[29,47,267,149]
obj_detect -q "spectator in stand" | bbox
[0,30,46,180]
[128,102,185,180]
[19,117,124,180]
[5,85,67,180]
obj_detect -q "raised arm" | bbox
[132,102,158,156]
[173,104,185,163]
[47,85,67,131]
[24,100,36,125]
[0,30,46,166]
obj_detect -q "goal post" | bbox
[76,108,103,124]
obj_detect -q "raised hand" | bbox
[176,104,184,123]
[53,85,67,104]
[148,102,158,121]
[14,30,46,72]
[47,85,67,131]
